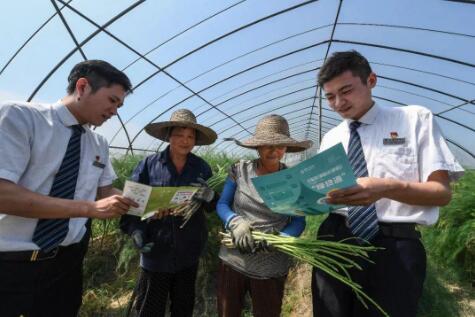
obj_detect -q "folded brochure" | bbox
[251,143,356,216]
[123,180,198,220]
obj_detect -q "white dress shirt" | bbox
[0,101,116,251]
[320,103,464,225]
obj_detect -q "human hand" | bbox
[88,195,138,219]
[191,178,215,203]
[252,239,274,253]
[131,230,154,253]
[228,216,254,253]
[193,186,215,203]
[151,208,173,220]
[326,177,390,206]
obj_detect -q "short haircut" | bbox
[66,60,132,95]
[318,50,372,87]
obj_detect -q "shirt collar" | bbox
[159,145,171,164]
[344,102,380,129]
[53,101,87,129]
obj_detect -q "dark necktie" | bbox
[32,124,84,252]
[346,121,379,241]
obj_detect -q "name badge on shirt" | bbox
[93,155,106,169]
[383,131,406,145]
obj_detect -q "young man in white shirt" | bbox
[0,60,138,316]
[312,50,463,317]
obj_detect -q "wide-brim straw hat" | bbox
[232,114,312,152]
[145,109,217,145]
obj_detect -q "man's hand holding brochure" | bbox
[251,143,356,216]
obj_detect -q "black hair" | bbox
[66,60,132,95]
[318,50,372,86]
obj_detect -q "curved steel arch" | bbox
[27,1,145,101]
[0,0,74,77]
[3,1,473,162]
[109,59,321,144]
[125,41,330,149]
[54,0,254,154]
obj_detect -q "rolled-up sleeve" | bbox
[0,103,32,183]
[417,110,464,182]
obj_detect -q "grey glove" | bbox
[228,216,254,253]
[131,230,154,253]
[252,239,274,253]
[192,178,215,203]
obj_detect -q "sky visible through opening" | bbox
[1,0,474,167]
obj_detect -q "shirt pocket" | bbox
[373,146,418,181]
[86,164,104,187]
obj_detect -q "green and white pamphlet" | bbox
[123,180,198,220]
[251,143,356,216]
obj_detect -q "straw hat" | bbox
[145,109,217,145]
[232,114,312,152]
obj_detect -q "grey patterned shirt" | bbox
[219,159,293,279]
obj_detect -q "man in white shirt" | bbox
[311,50,463,317]
[0,60,138,316]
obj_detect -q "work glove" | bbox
[191,177,215,203]
[131,230,154,253]
[228,216,254,253]
[251,229,287,253]
[252,239,274,253]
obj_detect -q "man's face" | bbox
[323,70,376,120]
[169,127,196,157]
[79,83,126,126]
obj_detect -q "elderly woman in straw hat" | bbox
[216,114,312,317]
[119,109,218,317]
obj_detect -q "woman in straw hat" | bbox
[120,109,218,317]
[216,114,313,317]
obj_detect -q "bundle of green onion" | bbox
[172,201,201,228]
[207,164,228,192]
[220,231,388,317]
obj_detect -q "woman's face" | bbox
[169,127,196,156]
[257,145,287,166]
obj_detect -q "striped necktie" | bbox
[32,124,84,252]
[346,121,379,242]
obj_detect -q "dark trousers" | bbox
[312,214,426,317]
[135,264,198,317]
[217,261,286,317]
[0,242,87,317]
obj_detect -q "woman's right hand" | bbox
[228,216,254,253]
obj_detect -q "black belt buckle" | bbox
[30,247,59,261]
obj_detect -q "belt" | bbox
[378,222,421,239]
[0,241,84,262]
[329,214,421,240]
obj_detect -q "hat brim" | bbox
[234,134,313,153]
[145,121,217,145]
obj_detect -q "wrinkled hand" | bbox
[228,216,254,253]
[151,208,173,220]
[326,177,389,206]
[131,230,154,253]
[89,195,138,219]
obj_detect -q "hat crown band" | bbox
[253,132,290,140]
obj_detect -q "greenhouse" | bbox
[1,0,474,316]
